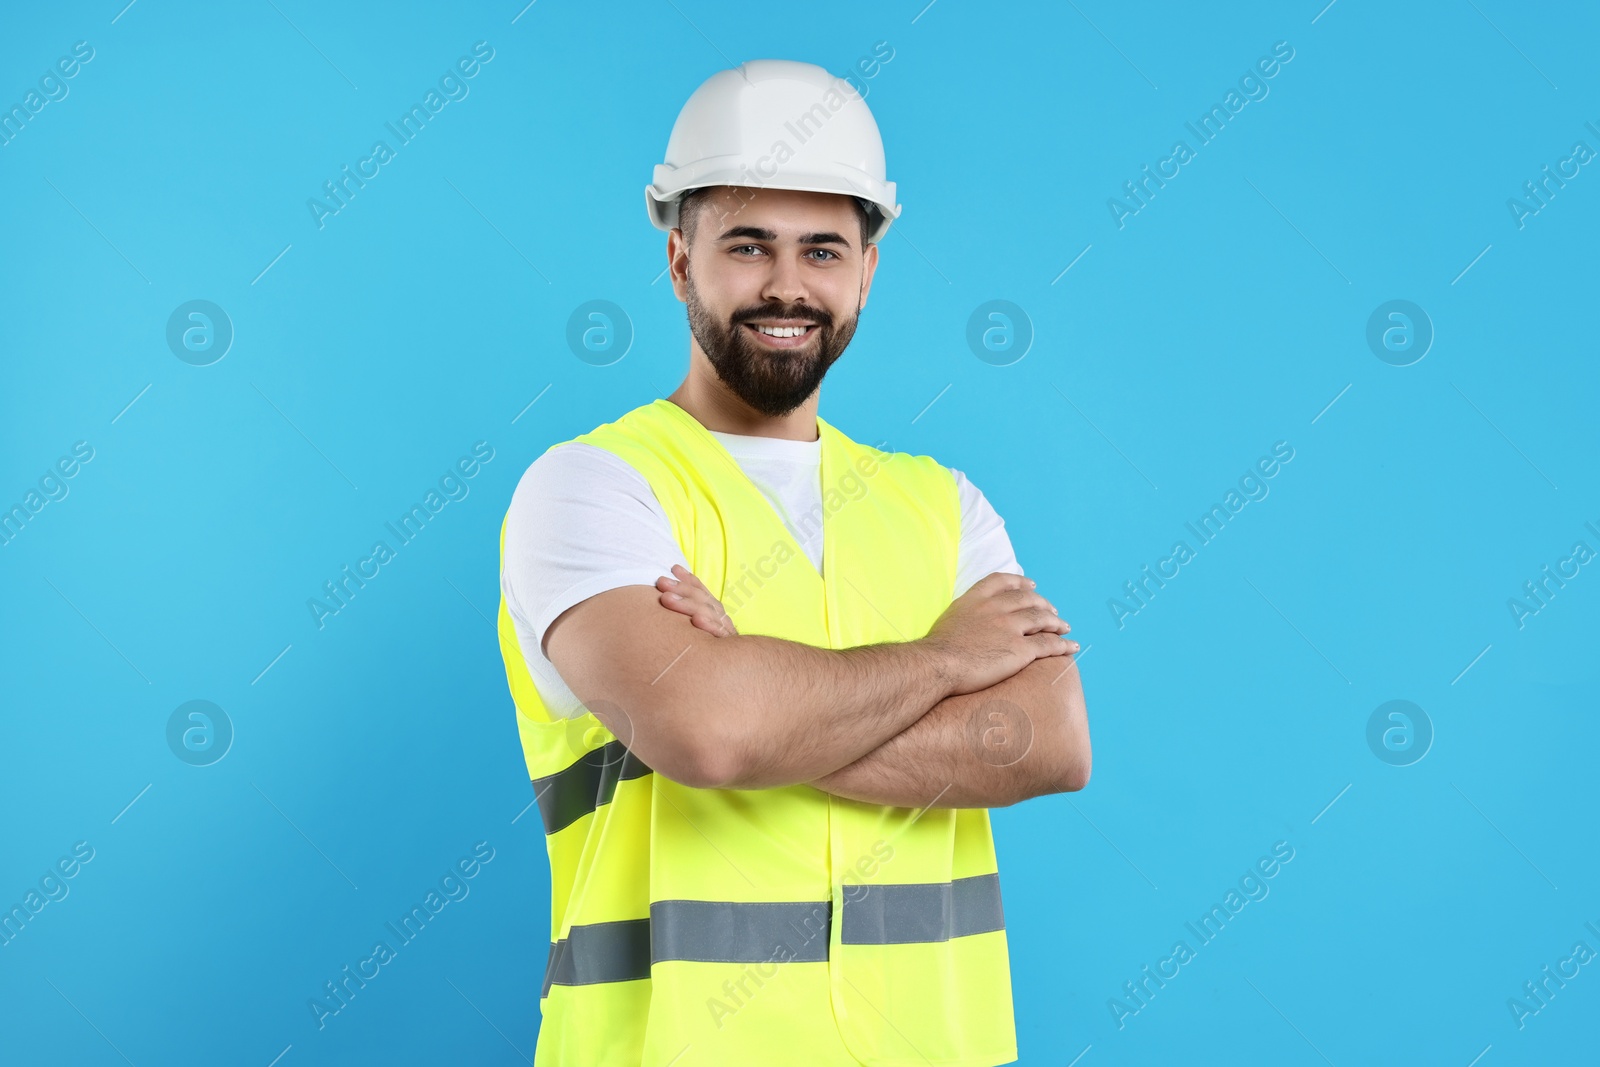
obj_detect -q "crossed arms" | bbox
[543,569,1091,809]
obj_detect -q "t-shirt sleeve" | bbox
[951,468,1024,598]
[500,442,691,672]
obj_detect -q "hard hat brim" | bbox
[645,165,900,245]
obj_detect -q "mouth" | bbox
[742,321,821,349]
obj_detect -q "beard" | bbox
[685,272,859,417]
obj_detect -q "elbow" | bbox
[686,735,763,790]
[636,644,756,790]
[992,753,1088,808]
[640,706,747,791]
[669,743,743,790]
[633,738,736,790]
[587,688,739,790]
[1059,742,1092,793]
[667,758,733,791]
[1062,739,1088,796]
[1055,694,1091,793]
[1060,754,1091,793]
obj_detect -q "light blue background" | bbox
[3,1,1597,1064]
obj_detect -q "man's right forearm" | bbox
[655,634,956,790]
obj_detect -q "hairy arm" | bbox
[544,570,1068,791]
[808,652,1091,808]
[545,586,951,790]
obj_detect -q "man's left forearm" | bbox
[808,652,1091,808]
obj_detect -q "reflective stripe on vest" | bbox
[498,399,1017,1066]
[531,740,651,835]
[541,873,1005,995]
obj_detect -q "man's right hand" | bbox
[923,573,1077,696]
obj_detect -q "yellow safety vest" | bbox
[497,398,1017,1066]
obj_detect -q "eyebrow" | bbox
[717,225,853,249]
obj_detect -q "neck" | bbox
[666,348,820,442]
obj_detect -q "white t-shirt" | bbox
[499,431,1023,719]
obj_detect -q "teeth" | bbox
[754,324,810,338]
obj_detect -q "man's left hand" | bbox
[655,564,738,637]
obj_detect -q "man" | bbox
[497,59,1091,1066]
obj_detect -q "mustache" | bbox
[731,302,832,328]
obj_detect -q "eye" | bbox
[730,244,767,256]
[806,248,840,261]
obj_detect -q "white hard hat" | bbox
[646,59,901,244]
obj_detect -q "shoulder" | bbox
[506,441,660,530]
[946,466,1011,529]
[947,466,989,510]
[946,466,1023,588]
[515,440,647,494]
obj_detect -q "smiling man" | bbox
[496,59,1091,1066]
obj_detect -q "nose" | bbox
[761,250,809,308]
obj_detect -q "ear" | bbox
[668,228,691,303]
[856,239,880,312]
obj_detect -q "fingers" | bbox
[664,592,731,636]
[985,588,1066,628]
[971,571,1035,597]
[1022,593,1067,630]
[658,566,707,601]
[658,568,736,636]
[962,577,1073,639]
[657,582,692,612]
[1007,588,1073,646]
[670,563,709,591]
[692,606,735,637]
[1032,632,1080,656]
[977,582,1053,613]
[657,573,698,619]
[1025,605,1069,633]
